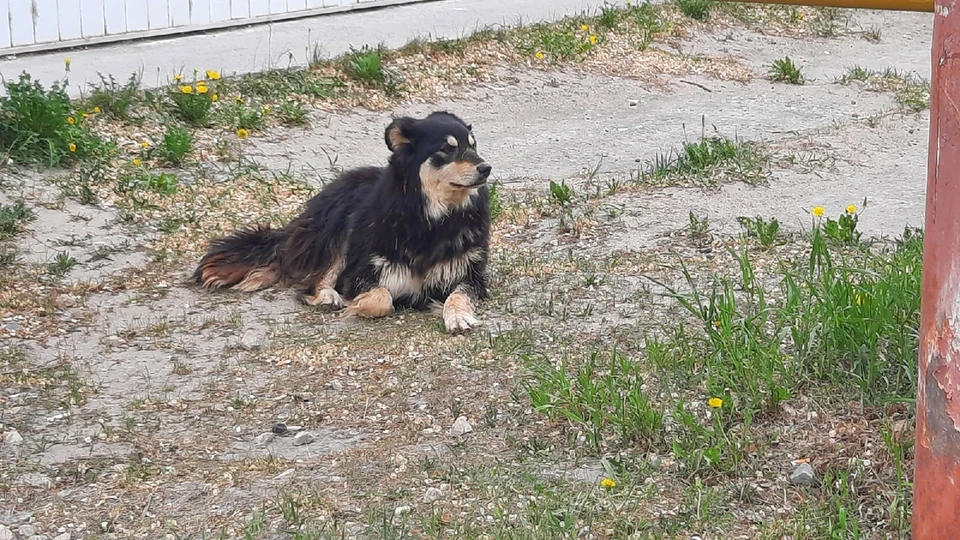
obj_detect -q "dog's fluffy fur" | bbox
[192,111,492,333]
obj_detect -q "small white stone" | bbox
[0,525,14,540]
[423,487,443,504]
[449,416,472,437]
[19,524,37,537]
[292,431,315,446]
[5,430,23,445]
[394,505,411,516]
[253,433,275,447]
[789,463,816,486]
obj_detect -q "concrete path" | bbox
[0,0,623,98]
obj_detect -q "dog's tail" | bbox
[192,224,285,292]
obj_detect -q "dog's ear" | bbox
[385,117,416,153]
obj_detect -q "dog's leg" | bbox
[441,284,479,334]
[344,286,394,319]
[300,254,346,310]
[232,264,280,292]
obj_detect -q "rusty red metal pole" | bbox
[913,0,960,536]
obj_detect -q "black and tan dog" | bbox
[192,111,492,333]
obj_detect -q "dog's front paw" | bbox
[343,287,394,319]
[302,287,346,311]
[443,293,478,334]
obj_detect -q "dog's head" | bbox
[384,111,492,219]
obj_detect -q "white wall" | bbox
[1,0,420,52]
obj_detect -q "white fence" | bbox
[1,0,430,54]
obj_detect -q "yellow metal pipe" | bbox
[720,0,933,12]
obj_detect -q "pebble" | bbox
[4,430,23,445]
[19,525,36,537]
[292,431,315,446]
[54,534,71,540]
[239,330,262,350]
[29,536,50,540]
[629,99,639,106]
[423,487,443,504]
[253,433,275,447]
[789,463,816,486]
[449,416,472,437]
[393,505,411,516]
[0,525,13,540]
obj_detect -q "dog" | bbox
[191,111,493,334]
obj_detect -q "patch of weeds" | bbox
[813,202,863,245]
[47,251,78,277]
[737,215,781,249]
[837,66,930,112]
[0,201,35,239]
[808,7,848,37]
[688,211,710,239]
[341,45,402,94]
[214,99,266,131]
[488,181,502,220]
[641,123,770,187]
[223,69,342,101]
[861,25,882,42]
[169,78,218,126]
[277,100,309,126]
[85,72,141,120]
[598,4,621,29]
[524,348,665,453]
[624,2,668,50]
[769,56,805,85]
[158,126,193,166]
[653,222,922,409]
[0,72,107,166]
[675,0,714,21]
[516,19,603,62]
[116,170,179,196]
[549,179,574,206]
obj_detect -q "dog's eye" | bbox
[441,143,455,153]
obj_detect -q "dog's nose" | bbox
[477,163,492,178]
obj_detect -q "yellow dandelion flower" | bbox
[535,52,545,60]
[68,143,77,152]
[237,128,249,140]
[133,158,142,166]
[589,35,597,45]
[600,478,616,489]
[205,70,221,80]
[235,96,244,103]
[173,74,183,82]
[811,206,825,217]
[797,12,805,20]
[180,85,193,94]
[140,141,150,149]
[81,112,89,118]
[64,57,72,70]
[846,204,857,214]
[708,397,723,408]
[67,116,76,125]
[581,24,589,31]
[197,85,209,94]
[93,106,101,114]
[211,94,219,102]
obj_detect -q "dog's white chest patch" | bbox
[424,248,484,290]
[372,256,423,299]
